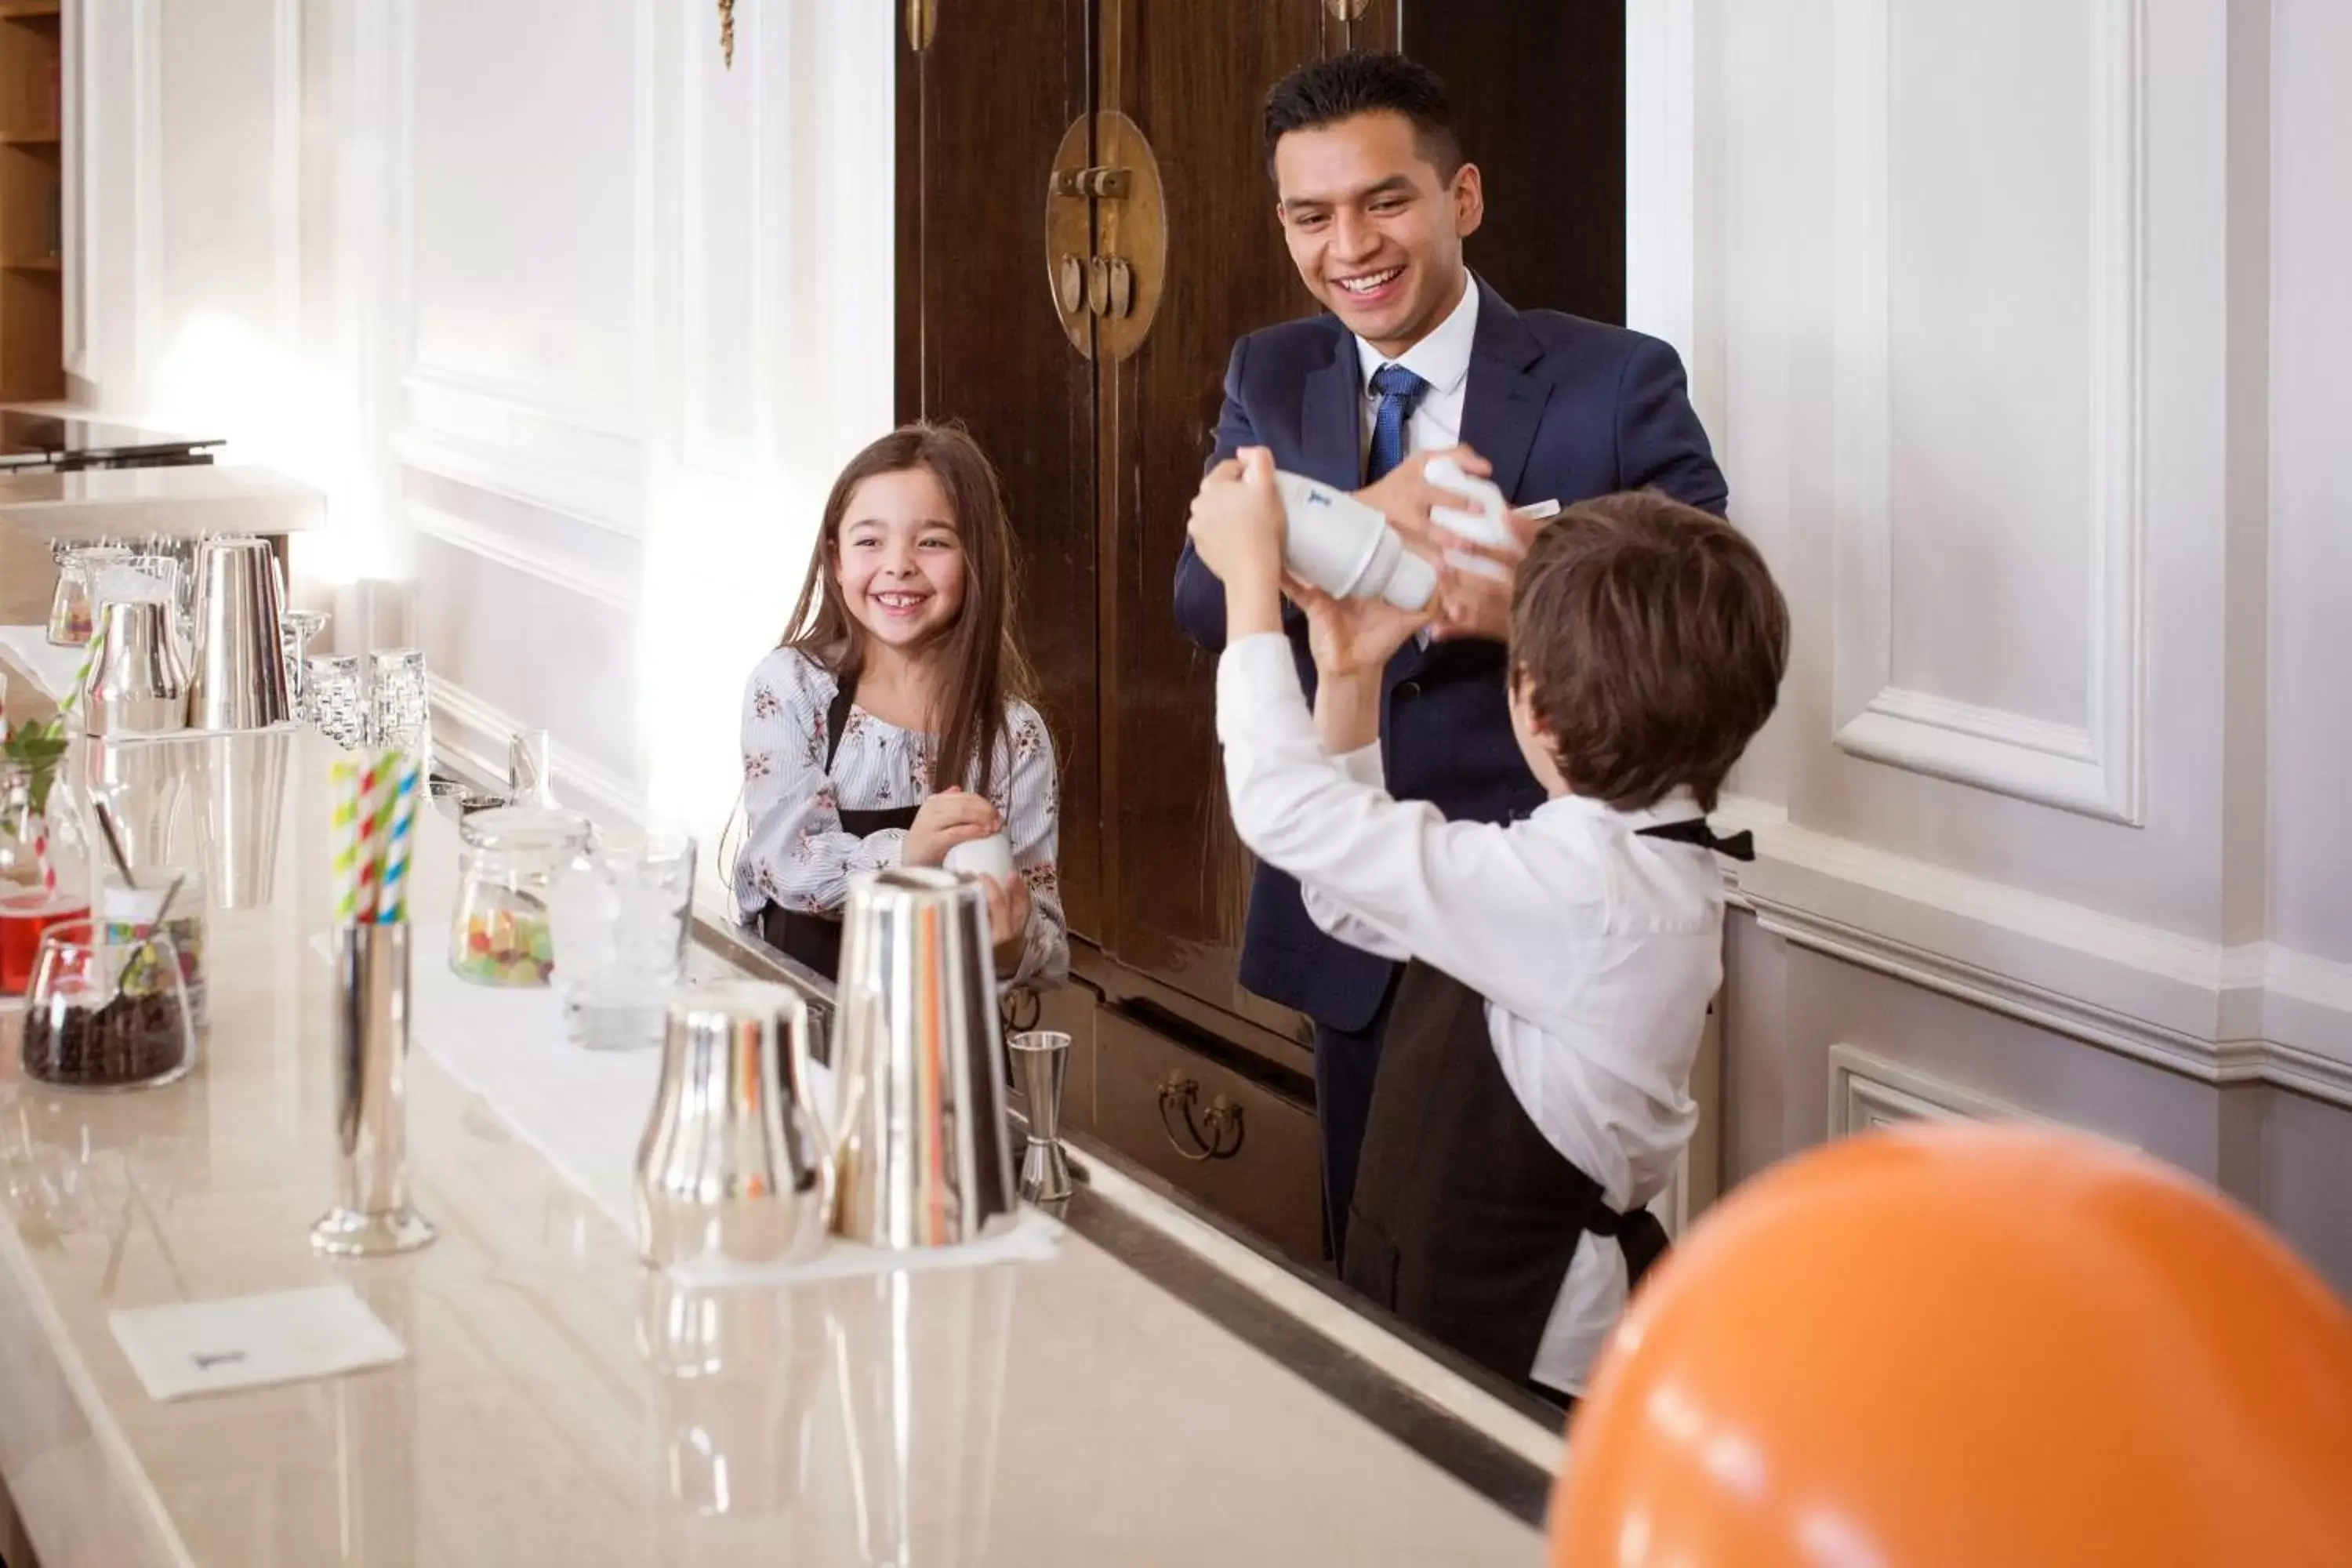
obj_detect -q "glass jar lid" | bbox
[458,805,593,855]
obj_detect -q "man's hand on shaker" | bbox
[1428,505,1544,643]
[1353,445,1494,556]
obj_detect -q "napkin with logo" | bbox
[110,1284,405,1402]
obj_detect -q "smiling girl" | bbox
[733,423,1066,988]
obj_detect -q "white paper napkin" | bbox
[109,1284,406,1402]
[305,926,1065,1286]
[0,622,93,706]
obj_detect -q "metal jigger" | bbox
[1007,1031,1073,1204]
[311,924,437,1256]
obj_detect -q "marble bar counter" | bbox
[0,644,1559,1566]
[0,466,325,542]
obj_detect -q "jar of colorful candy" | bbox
[449,805,591,987]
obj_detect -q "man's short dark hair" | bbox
[1510,492,1789,813]
[1262,52,1463,181]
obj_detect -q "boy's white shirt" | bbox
[1215,632,1723,1396]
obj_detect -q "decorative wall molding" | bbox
[269,0,302,357]
[676,0,768,477]
[1739,820,2352,1109]
[387,0,648,534]
[1828,0,2147,826]
[1828,1044,2044,1137]
[427,673,640,826]
[405,499,642,615]
[1624,0,1700,395]
[395,369,644,535]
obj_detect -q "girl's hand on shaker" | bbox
[904,786,1000,868]
[982,870,1033,974]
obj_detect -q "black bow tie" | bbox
[1636,818,1757,862]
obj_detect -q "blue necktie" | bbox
[1366,363,1429,482]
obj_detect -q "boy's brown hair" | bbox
[1509,491,1788,812]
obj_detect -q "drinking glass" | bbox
[547,829,696,1051]
[307,654,365,749]
[280,610,328,721]
[368,648,429,754]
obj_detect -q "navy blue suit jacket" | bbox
[1174,278,1729,1033]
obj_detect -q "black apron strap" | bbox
[822,670,857,772]
[1580,1196,1671,1287]
[760,666,922,981]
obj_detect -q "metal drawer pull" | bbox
[1157,1073,1245,1162]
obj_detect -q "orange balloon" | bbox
[1551,1123,2352,1566]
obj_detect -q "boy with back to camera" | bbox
[1187,449,1788,1402]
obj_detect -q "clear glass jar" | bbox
[449,805,591,987]
[45,544,131,647]
[99,869,207,1033]
[22,919,196,1091]
[1,757,92,999]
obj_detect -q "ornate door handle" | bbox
[1042,111,1167,361]
[1157,1073,1245,1163]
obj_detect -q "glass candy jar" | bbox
[449,806,591,987]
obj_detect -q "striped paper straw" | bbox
[354,750,393,923]
[329,758,360,924]
[376,752,420,924]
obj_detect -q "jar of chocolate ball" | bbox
[449,806,591,987]
[21,920,197,1091]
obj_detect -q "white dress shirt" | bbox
[1356,273,1479,459]
[732,648,1069,989]
[1216,633,1720,1396]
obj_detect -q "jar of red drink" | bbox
[0,754,90,999]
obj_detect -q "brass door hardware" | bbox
[1051,166,1132,201]
[906,0,937,52]
[1043,111,1166,361]
[1157,1073,1246,1162]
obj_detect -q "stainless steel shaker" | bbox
[635,980,834,1270]
[187,536,292,731]
[82,597,190,738]
[822,868,1018,1250]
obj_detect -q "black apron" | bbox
[1339,815,1751,1388]
[756,674,920,981]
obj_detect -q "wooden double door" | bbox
[898,0,1625,1250]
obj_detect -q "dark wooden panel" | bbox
[895,1,1105,938]
[1091,2,1342,1042]
[1094,1007,1325,1267]
[1402,2,1626,325]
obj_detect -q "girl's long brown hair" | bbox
[779,423,1035,799]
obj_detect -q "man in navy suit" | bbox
[1173,53,1729,1262]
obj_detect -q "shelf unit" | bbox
[0,0,60,400]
